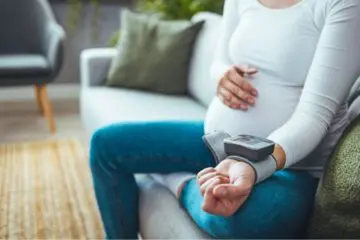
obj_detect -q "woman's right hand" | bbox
[217,65,258,110]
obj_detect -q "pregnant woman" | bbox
[90,0,360,238]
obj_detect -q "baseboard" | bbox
[0,84,80,101]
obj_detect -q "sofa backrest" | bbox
[188,12,222,107]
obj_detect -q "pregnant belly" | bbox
[204,82,302,138]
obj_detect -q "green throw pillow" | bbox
[308,116,360,238]
[106,9,204,95]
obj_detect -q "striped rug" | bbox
[0,139,104,239]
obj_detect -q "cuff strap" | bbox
[227,155,277,184]
[203,131,277,184]
[202,131,231,164]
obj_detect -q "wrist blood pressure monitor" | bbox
[224,135,275,161]
[203,131,277,184]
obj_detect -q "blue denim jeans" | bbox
[90,121,318,239]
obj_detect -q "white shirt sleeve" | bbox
[210,0,239,82]
[268,0,360,168]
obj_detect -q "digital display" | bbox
[224,134,275,160]
[235,136,264,145]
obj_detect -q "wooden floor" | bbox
[0,99,87,145]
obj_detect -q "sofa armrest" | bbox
[80,48,117,87]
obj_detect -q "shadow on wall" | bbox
[50,0,132,84]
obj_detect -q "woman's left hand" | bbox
[197,159,256,217]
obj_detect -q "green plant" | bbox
[67,0,224,45]
[67,0,100,38]
[67,0,82,34]
[107,0,224,46]
[108,30,121,47]
[137,0,224,20]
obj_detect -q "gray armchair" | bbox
[0,0,65,133]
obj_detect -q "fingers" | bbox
[238,78,258,97]
[198,171,228,186]
[217,66,258,110]
[197,168,222,195]
[200,175,229,196]
[226,69,258,97]
[202,178,238,216]
[221,79,256,106]
[217,86,247,110]
[235,65,258,75]
[197,167,215,180]
[202,178,222,214]
[204,177,221,194]
[202,187,217,214]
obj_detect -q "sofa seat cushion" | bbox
[0,54,50,77]
[136,174,212,239]
[81,87,207,133]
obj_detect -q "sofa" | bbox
[80,12,360,239]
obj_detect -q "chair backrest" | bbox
[187,12,222,107]
[0,0,43,54]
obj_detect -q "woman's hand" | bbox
[217,65,258,110]
[197,159,256,217]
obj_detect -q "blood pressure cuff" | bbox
[202,131,231,164]
[203,131,277,184]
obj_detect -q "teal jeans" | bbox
[90,121,318,239]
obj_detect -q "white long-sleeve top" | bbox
[205,0,360,170]
[153,0,360,196]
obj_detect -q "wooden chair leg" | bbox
[35,84,56,134]
[35,85,44,115]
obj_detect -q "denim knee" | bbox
[89,124,122,171]
[89,123,147,173]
